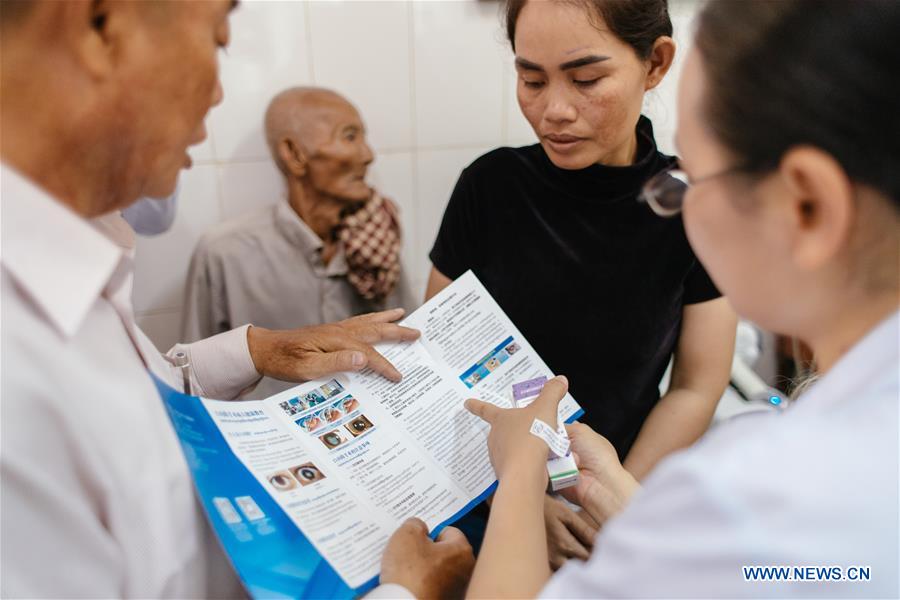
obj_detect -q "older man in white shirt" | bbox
[0,1,472,598]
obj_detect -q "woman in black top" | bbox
[427,0,736,566]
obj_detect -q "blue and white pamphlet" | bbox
[155,271,583,598]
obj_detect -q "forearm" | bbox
[467,463,549,598]
[623,387,718,480]
[625,298,738,479]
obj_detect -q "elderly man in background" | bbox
[0,1,467,598]
[182,86,415,397]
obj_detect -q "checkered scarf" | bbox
[336,192,402,302]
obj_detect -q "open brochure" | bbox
[154,270,583,599]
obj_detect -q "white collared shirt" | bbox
[541,311,899,598]
[0,164,261,598]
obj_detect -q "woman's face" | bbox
[676,49,799,332]
[513,1,661,168]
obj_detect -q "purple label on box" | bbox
[512,376,548,402]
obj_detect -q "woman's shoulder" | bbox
[462,144,545,181]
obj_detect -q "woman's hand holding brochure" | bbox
[461,377,570,597]
[465,376,570,484]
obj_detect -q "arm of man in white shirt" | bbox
[152,309,421,400]
[163,325,261,399]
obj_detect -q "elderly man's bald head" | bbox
[265,87,374,203]
[265,87,360,173]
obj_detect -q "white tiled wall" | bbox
[135,0,702,351]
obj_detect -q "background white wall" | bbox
[134,0,702,350]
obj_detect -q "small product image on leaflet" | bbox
[320,429,350,450]
[268,470,298,493]
[459,336,517,388]
[292,462,327,486]
[344,415,374,437]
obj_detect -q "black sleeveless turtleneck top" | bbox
[429,116,721,459]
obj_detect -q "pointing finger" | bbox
[297,350,367,380]
[359,346,403,382]
[353,323,421,344]
[349,308,406,324]
[464,398,500,424]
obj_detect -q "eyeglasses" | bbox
[639,164,746,217]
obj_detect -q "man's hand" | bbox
[560,422,640,524]
[247,308,420,383]
[381,519,475,600]
[544,495,598,570]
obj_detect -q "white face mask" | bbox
[121,187,179,236]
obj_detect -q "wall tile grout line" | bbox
[406,0,423,296]
[406,0,424,290]
[499,4,510,146]
[304,0,317,84]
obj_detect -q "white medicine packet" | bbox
[513,377,580,490]
[530,418,571,458]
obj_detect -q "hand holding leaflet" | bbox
[512,376,580,491]
[380,518,475,600]
[465,376,573,483]
[155,270,583,598]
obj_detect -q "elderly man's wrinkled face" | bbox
[119,1,232,199]
[303,101,375,203]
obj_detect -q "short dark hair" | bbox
[695,0,900,207]
[505,0,672,60]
